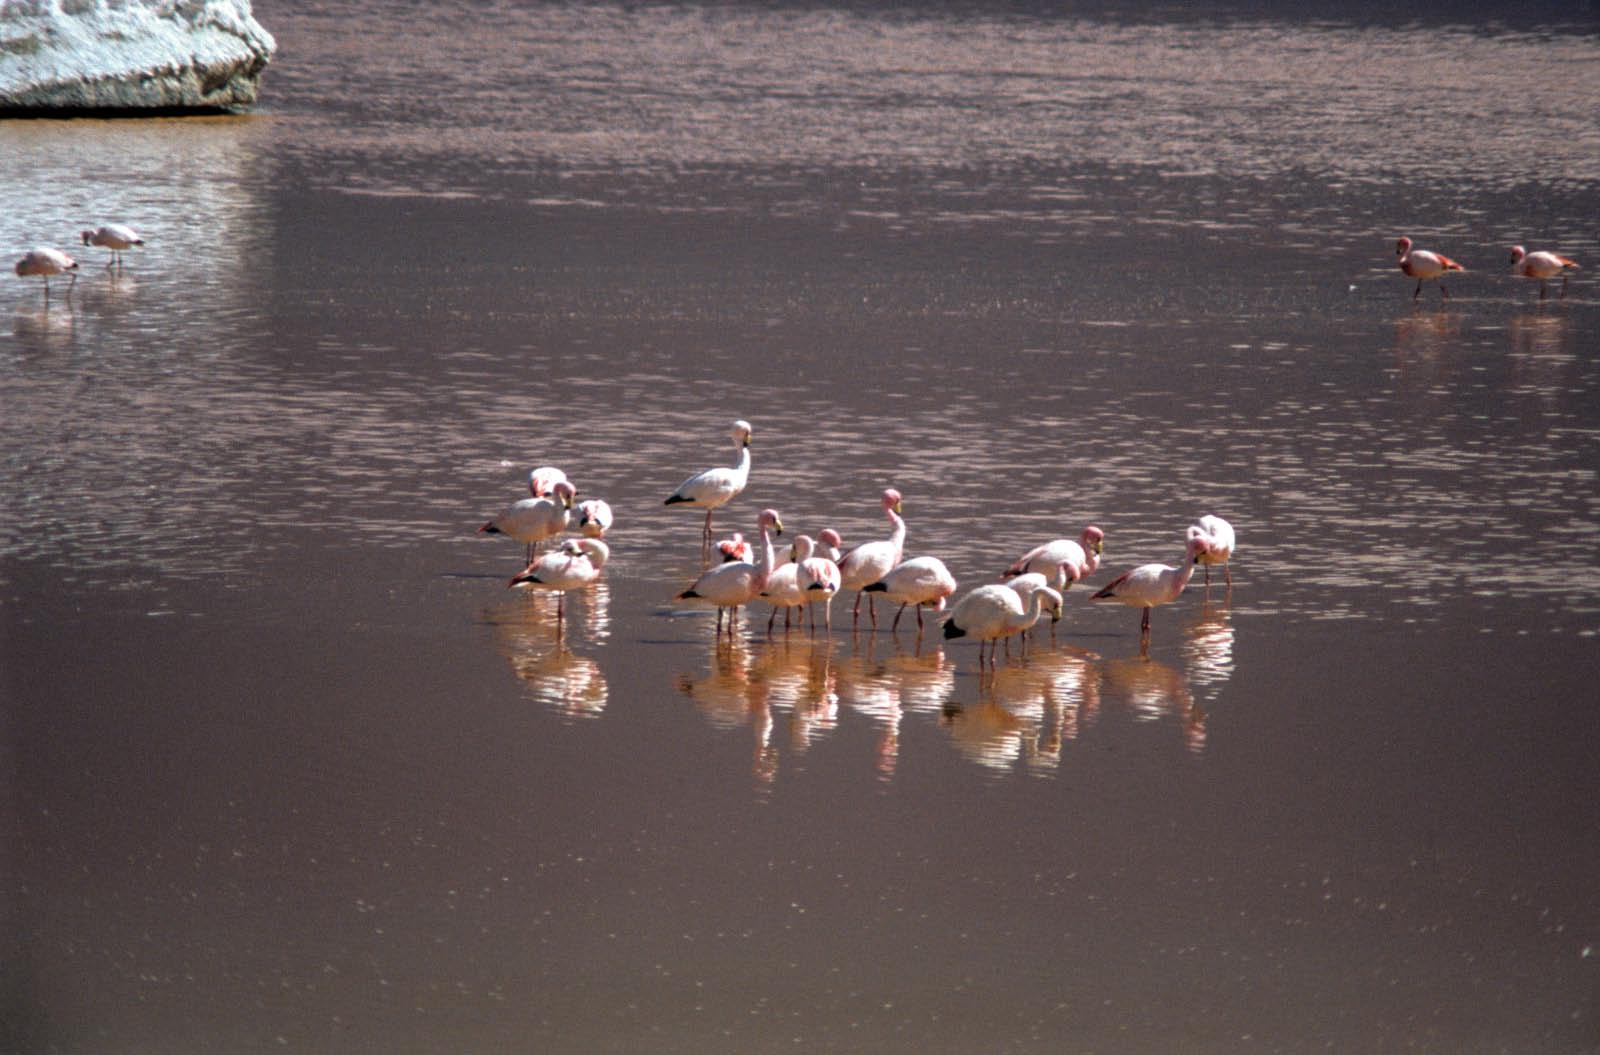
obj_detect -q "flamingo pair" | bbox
[675,508,785,639]
[760,533,842,634]
[1396,237,1581,301]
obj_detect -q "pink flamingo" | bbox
[760,534,809,634]
[1091,530,1208,641]
[528,466,570,498]
[1395,236,1464,300]
[676,508,784,638]
[576,498,613,538]
[863,555,957,635]
[941,584,1063,670]
[716,532,751,563]
[797,538,842,634]
[80,224,143,268]
[1191,513,1235,587]
[1508,245,1578,300]
[508,537,609,628]
[1002,525,1105,591]
[478,479,576,560]
[665,420,752,561]
[836,488,906,629]
[14,248,78,298]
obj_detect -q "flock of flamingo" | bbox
[478,418,1236,666]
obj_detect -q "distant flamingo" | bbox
[797,537,842,634]
[942,583,1064,669]
[1191,513,1235,587]
[508,537,609,627]
[836,488,906,629]
[1091,530,1208,641]
[665,419,752,561]
[479,479,576,560]
[677,508,783,638]
[80,224,143,268]
[1508,245,1578,299]
[1395,236,1463,300]
[863,555,957,634]
[1002,526,1105,591]
[14,248,78,297]
[716,532,751,562]
[576,498,613,538]
[528,466,570,498]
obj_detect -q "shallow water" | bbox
[3,2,1599,1051]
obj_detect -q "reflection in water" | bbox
[1100,656,1206,755]
[11,302,77,353]
[484,601,610,718]
[750,637,840,755]
[675,635,778,785]
[1182,602,1235,701]
[1027,645,1102,769]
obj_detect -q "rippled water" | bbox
[3,2,1598,1052]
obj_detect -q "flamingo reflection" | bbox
[1099,655,1205,754]
[485,602,609,718]
[834,640,904,779]
[1182,602,1235,700]
[750,636,840,754]
[675,634,777,784]
[1027,644,1102,766]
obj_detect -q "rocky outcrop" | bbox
[0,0,275,112]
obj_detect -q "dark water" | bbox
[3,2,1598,1051]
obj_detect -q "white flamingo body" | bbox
[942,584,1064,668]
[1091,532,1207,639]
[508,538,609,623]
[864,555,957,633]
[1003,526,1105,590]
[677,508,783,636]
[797,543,843,634]
[1508,245,1578,299]
[80,224,143,266]
[1192,514,1235,586]
[479,479,576,559]
[14,248,78,295]
[576,498,613,538]
[837,489,906,628]
[665,420,752,557]
[761,539,808,634]
[1395,236,1463,300]
[528,466,570,497]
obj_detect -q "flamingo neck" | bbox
[754,524,775,588]
[886,510,905,561]
[731,444,751,481]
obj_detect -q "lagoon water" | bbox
[3,1,1598,1051]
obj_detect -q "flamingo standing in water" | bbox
[1395,236,1464,300]
[760,534,809,634]
[676,508,783,638]
[797,537,842,634]
[14,248,78,297]
[576,498,613,538]
[1002,525,1105,591]
[1091,530,1208,641]
[942,583,1063,669]
[1005,571,1066,644]
[836,488,906,629]
[1191,513,1235,587]
[863,555,957,634]
[665,419,752,561]
[508,537,609,628]
[479,479,577,560]
[1508,245,1578,300]
[80,224,144,268]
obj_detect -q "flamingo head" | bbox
[819,528,843,549]
[731,420,753,447]
[1082,525,1105,554]
[528,465,568,497]
[551,480,577,508]
[882,488,903,515]
[577,499,612,536]
[758,508,784,536]
[1395,236,1412,257]
[1043,588,1064,621]
[1508,245,1526,264]
[1185,526,1210,561]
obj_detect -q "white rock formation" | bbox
[1,0,275,111]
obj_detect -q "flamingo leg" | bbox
[768,608,778,636]
[1413,279,1422,300]
[1140,608,1152,636]
[892,604,905,633]
[1440,282,1450,300]
[1225,563,1233,587]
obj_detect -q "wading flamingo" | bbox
[1191,513,1235,587]
[761,534,810,634]
[665,419,752,561]
[836,488,906,629]
[797,537,842,634]
[1002,526,1105,591]
[14,248,78,297]
[1508,245,1578,300]
[576,498,613,538]
[528,466,570,497]
[508,537,609,627]
[1006,571,1065,644]
[80,225,143,268]
[677,508,783,638]
[1395,236,1463,301]
[863,555,957,634]
[479,479,576,560]
[942,584,1063,669]
[1091,530,1208,641]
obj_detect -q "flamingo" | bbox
[1002,526,1105,591]
[716,532,751,563]
[836,488,906,628]
[797,538,842,634]
[941,584,1064,669]
[508,537,608,627]
[665,419,752,560]
[816,528,843,563]
[528,466,570,498]
[760,534,809,634]
[676,508,784,638]
[862,555,957,634]
[1005,571,1065,645]
[14,248,78,297]
[1091,530,1208,641]
[1191,513,1235,587]
[576,498,613,538]
[80,224,143,268]
[478,479,576,560]
[1508,245,1578,300]
[1395,236,1464,300]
